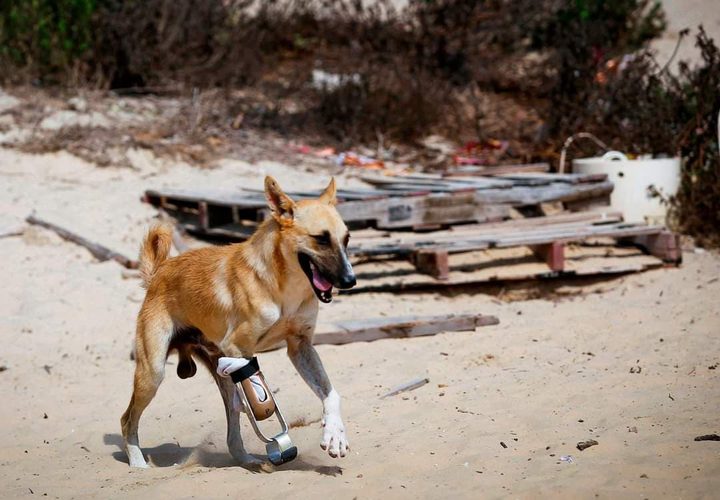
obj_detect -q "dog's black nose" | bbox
[338,273,357,289]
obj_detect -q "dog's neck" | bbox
[242,218,305,293]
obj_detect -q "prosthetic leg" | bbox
[217,357,297,465]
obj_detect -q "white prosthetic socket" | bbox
[217,356,274,420]
[217,357,268,402]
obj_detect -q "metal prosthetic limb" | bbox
[217,357,297,465]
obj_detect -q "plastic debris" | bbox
[337,151,385,170]
[453,139,509,166]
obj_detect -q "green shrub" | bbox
[0,0,97,80]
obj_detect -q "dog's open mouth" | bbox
[298,253,334,303]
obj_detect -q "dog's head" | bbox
[265,176,356,303]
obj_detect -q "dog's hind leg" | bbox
[120,313,173,468]
[191,343,259,466]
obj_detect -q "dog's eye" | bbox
[312,231,331,246]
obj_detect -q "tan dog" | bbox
[121,176,355,468]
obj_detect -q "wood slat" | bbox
[314,314,499,346]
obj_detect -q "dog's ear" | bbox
[264,176,295,224]
[318,177,337,206]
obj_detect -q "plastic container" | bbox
[573,151,680,224]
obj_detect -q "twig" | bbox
[26,215,138,269]
[0,227,25,239]
[380,377,429,399]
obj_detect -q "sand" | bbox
[1,143,719,500]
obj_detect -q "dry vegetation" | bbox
[1,0,718,242]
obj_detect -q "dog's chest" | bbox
[254,294,317,351]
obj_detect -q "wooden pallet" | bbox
[345,245,667,293]
[347,212,681,280]
[144,172,612,237]
[259,313,499,351]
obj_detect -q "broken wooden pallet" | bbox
[345,245,668,293]
[144,173,612,237]
[259,313,499,351]
[347,212,681,279]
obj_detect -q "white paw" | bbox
[321,413,349,458]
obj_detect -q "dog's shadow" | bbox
[104,433,342,476]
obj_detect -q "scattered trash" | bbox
[628,426,638,433]
[337,151,384,170]
[453,139,509,166]
[559,455,574,463]
[500,441,508,449]
[311,69,361,91]
[576,439,599,451]
[380,377,429,399]
[694,434,720,442]
[293,144,336,157]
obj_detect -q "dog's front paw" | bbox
[321,413,349,458]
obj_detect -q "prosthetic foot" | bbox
[217,357,297,465]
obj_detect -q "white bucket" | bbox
[573,151,681,224]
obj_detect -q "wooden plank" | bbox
[350,211,623,249]
[473,180,614,206]
[497,172,608,185]
[312,313,500,346]
[337,193,510,229]
[25,215,138,269]
[359,173,513,190]
[443,163,551,176]
[349,222,666,257]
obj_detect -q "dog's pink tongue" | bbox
[311,267,333,292]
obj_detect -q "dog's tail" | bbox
[139,224,172,288]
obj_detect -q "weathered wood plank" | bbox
[348,222,666,257]
[313,313,500,345]
[443,163,550,177]
[497,172,608,185]
[473,180,614,206]
[26,215,138,269]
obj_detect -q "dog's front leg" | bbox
[286,334,349,458]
